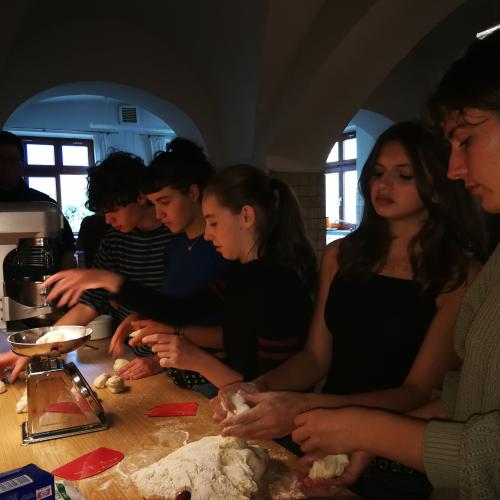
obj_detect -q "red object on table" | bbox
[51,447,124,480]
[146,402,198,417]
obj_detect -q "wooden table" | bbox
[0,334,305,499]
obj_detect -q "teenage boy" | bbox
[0,151,171,381]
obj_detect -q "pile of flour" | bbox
[131,435,268,499]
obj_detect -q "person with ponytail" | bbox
[45,164,316,389]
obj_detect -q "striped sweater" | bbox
[79,226,171,325]
[423,243,500,499]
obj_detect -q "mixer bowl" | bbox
[8,326,92,357]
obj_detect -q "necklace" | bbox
[187,235,203,251]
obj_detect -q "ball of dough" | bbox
[129,328,143,339]
[230,392,251,416]
[0,380,6,394]
[106,375,125,393]
[16,389,27,413]
[93,373,111,389]
[113,358,130,372]
[309,454,350,479]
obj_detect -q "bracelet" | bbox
[173,325,185,337]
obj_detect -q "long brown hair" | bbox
[338,121,486,294]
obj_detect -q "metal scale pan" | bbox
[8,326,108,444]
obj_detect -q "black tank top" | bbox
[323,272,437,395]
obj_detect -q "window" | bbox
[22,136,94,234]
[325,131,357,243]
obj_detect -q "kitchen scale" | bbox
[8,326,108,444]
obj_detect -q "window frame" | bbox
[325,131,356,222]
[21,136,94,204]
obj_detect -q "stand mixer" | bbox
[8,326,107,444]
[0,201,63,330]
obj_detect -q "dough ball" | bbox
[309,454,350,479]
[93,373,111,389]
[129,328,143,339]
[106,375,125,393]
[16,389,27,413]
[113,358,130,372]
[36,331,66,344]
[231,392,251,416]
[0,380,6,394]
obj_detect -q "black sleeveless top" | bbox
[323,272,437,395]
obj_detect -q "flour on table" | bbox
[309,454,349,479]
[131,435,268,499]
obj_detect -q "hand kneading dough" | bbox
[94,373,111,389]
[113,358,130,372]
[105,375,125,393]
[131,435,268,500]
[0,380,6,394]
[309,454,350,479]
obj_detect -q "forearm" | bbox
[407,398,446,419]
[195,350,243,389]
[323,384,431,413]
[54,303,97,326]
[116,279,217,325]
[354,409,427,471]
[183,325,223,349]
[255,348,329,391]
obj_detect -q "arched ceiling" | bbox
[0,0,496,170]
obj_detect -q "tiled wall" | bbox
[269,170,326,259]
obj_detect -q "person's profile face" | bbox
[444,108,500,214]
[146,185,200,234]
[202,193,246,261]
[0,144,24,190]
[103,202,142,233]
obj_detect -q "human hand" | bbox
[298,450,373,495]
[145,334,204,372]
[221,390,306,440]
[117,356,164,380]
[209,382,259,424]
[293,407,367,458]
[45,269,123,308]
[128,319,176,348]
[0,352,29,383]
[108,313,139,358]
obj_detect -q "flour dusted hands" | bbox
[116,356,164,380]
[210,382,261,424]
[45,269,123,308]
[220,390,307,439]
[299,450,373,497]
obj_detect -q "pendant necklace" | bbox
[187,235,202,251]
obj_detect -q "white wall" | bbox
[5,95,175,163]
